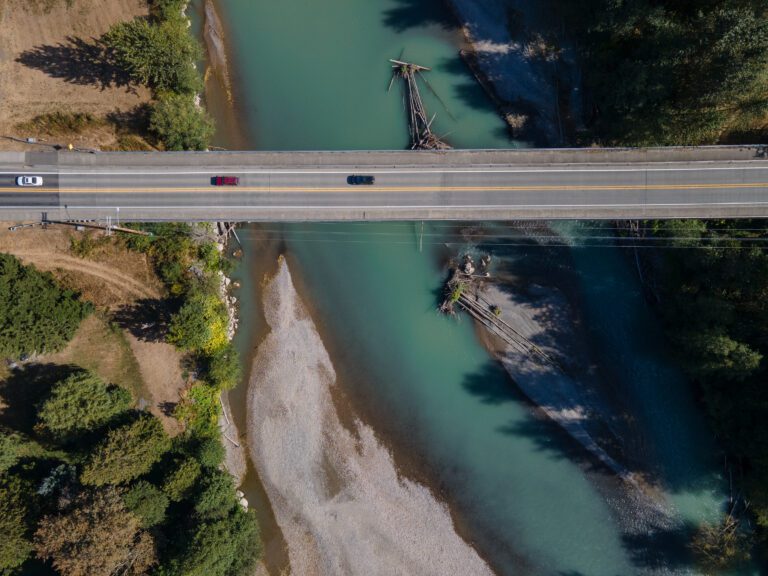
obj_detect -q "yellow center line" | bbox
[13,182,768,194]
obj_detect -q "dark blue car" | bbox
[347,175,375,185]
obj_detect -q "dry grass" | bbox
[0,0,152,150]
[43,313,147,401]
[0,224,187,434]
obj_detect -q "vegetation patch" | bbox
[0,253,92,358]
[16,111,106,136]
[572,0,768,144]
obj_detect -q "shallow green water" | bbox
[215,0,738,573]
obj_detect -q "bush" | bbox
[174,383,220,438]
[0,254,92,357]
[123,480,169,528]
[206,342,241,390]
[103,17,202,95]
[36,372,132,443]
[196,437,225,469]
[168,290,228,354]
[150,94,214,151]
[81,414,170,486]
[149,0,186,21]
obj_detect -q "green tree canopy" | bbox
[0,476,34,574]
[167,290,228,354]
[103,17,202,94]
[0,254,91,357]
[36,372,132,443]
[172,508,261,576]
[577,0,768,144]
[81,413,170,486]
[206,342,241,390]
[161,456,201,502]
[149,94,214,151]
[194,469,236,520]
[34,488,156,576]
[123,481,169,528]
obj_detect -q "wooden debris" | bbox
[389,59,452,150]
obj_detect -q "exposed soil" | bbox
[0,0,152,150]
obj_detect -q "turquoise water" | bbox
[214,0,737,573]
[220,0,513,150]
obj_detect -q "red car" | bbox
[211,176,240,186]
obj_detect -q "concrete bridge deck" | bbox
[1,146,768,222]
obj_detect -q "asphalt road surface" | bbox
[2,148,768,221]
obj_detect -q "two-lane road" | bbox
[2,148,768,221]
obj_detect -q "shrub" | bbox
[123,481,169,528]
[167,290,228,354]
[150,94,214,151]
[0,254,92,357]
[206,342,241,390]
[37,372,132,443]
[174,383,220,438]
[149,0,186,21]
[196,437,225,469]
[81,414,170,486]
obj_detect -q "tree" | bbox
[103,17,202,94]
[173,508,262,576]
[36,372,132,442]
[0,254,91,357]
[196,437,225,469]
[161,456,201,502]
[150,94,214,151]
[206,342,241,390]
[0,476,34,573]
[81,414,170,486]
[167,290,227,354]
[34,488,156,576]
[123,481,169,528]
[194,469,236,520]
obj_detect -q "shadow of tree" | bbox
[0,363,84,434]
[112,298,171,342]
[381,0,456,33]
[461,360,521,405]
[16,35,134,91]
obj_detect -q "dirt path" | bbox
[7,249,159,301]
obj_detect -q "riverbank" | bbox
[246,258,495,576]
[445,0,583,145]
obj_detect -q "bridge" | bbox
[1,146,768,222]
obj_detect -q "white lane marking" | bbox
[2,165,768,176]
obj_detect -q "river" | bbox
[201,0,745,574]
